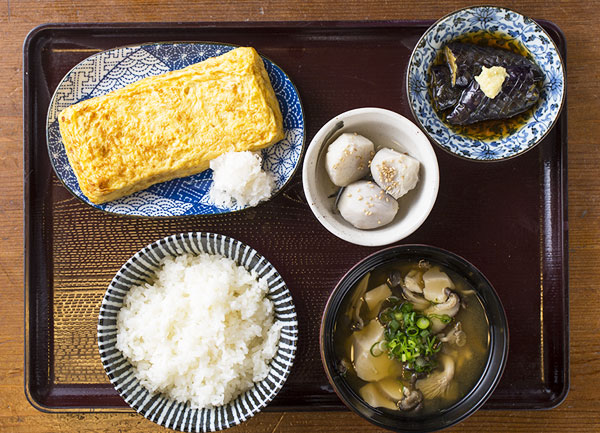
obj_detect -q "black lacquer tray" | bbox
[23,21,568,412]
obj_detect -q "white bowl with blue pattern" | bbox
[98,232,297,432]
[47,43,304,216]
[407,6,565,161]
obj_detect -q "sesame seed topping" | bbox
[377,161,398,185]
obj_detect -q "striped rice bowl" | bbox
[98,232,297,432]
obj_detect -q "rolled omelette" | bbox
[58,46,284,204]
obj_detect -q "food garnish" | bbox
[377,301,441,374]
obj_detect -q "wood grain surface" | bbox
[3,0,600,432]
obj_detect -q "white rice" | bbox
[116,252,282,409]
[209,151,275,208]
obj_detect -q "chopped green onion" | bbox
[379,296,445,375]
[416,317,430,329]
[429,313,452,324]
[406,326,419,337]
[370,341,385,357]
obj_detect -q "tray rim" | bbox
[23,19,569,414]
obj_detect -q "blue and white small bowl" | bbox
[98,233,298,432]
[407,6,566,161]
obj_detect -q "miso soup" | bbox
[334,259,489,415]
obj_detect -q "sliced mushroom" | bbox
[422,267,455,303]
[398,386,423,411]
[386,270,403,291]
[402,286,430,311]
[347,272,370,330]
[352,298,366,331]
[438,322,467,347]
[337,358,353,376]
[425,290,461,333]
[404,269,424,294]
[416,355,455,400]
[426,290,460,316]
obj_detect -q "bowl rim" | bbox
[319,244,509,432]
[406,5,566,162]
[97,232,298,432]
[302,107,440,247]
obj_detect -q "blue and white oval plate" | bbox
[407,6,565,161]
[47,43,305,216]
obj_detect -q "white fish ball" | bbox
[370,148,420,199]
[325,133,374,187]
[337,180,398,229]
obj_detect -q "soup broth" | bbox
[334,259,489,416]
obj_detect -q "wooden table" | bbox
[3,1,599,432]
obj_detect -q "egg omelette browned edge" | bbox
[58,46,284,205]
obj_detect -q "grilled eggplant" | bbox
[446,65,540,125]
[429,40,544,126]
[430,65,463,112]
[444,42,543,88]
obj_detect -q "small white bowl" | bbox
[302,108,439,247]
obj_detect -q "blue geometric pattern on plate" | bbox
[47,43,305,216]
[406,6,565,161]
